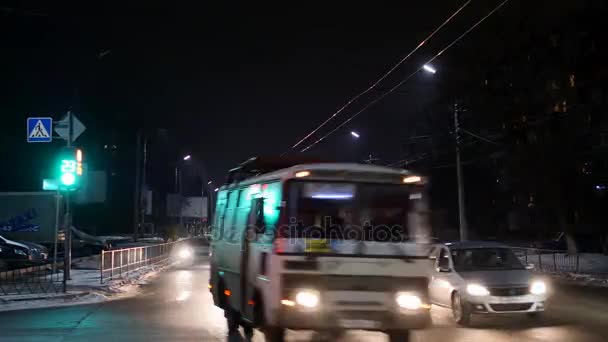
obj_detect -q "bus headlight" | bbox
[294,289,320,308]
[466,284,490,296]
[530,280,546,295]
[395,292,423,310]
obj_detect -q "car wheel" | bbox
[243,325,254,338]
[264,327,285,342]
[388,330,411,342]
[452,292,471,326]
[527,312,542,319]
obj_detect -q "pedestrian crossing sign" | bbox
[27,117,53,143]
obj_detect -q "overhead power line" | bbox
[286,0,473,153]
[299,0,511,153]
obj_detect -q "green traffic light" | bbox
[56,149,83,191]
[61,172,76,186]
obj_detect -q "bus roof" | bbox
[220,162,417,190]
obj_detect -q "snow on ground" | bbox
[0,292,109,312]
[523,252,608,287]
[0,260,174,312]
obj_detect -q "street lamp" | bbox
[183,155,191,161]
[350,131,360,138]
[421,63,468,241]
[214,188,219,192]
[423,64,437,74]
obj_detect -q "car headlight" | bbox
[178,248,192,259]
[466,283,490,296]
[294,289,320,308]
[14,248,28,256]
[395,292,423,310]
[530,280,546,295]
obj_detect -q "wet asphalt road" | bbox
[1,251,608,342]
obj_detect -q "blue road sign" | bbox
[27,117,53,143]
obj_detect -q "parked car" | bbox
[0,235,33,271]
[17,240,49,263]
[429,241,548,325]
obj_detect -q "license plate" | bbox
[339,319,379,329]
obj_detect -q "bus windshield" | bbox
[280,181,413,242]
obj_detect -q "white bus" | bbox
[209,160,433,342]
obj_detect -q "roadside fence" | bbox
[512,247,579,273]
[100,241,184,283]
[0,261,63,296]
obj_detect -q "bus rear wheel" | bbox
[388,330,411,342]
[225,309,239,334]
[264,327,285,342]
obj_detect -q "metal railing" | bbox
[512,247,580,273]
[100,241,182,283]
[0,261,63,296]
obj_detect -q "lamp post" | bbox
[422,63,468,241]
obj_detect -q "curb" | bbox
[0,291,90,303]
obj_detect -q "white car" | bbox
[428,241,548,325]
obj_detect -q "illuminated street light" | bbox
[207,181,212,185]
[350,131,360,138]
[214,188,219,192]
[423,64,437,74]
[183,155,191,161]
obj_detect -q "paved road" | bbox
[1,251,608,342]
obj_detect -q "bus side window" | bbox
[250,198,265,234]
[213,191,226,241]
[220,191,233,241]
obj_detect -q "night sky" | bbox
[1,1,533,187]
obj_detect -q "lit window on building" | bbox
[569,74,575,88]
[553,103,560,112]
[562,100,567,112]
[582,161,592,175]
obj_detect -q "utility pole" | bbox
[454,102,468,241]
[140,136,148,235]
[178,168,183,234]
[363,153,380,164]
[133,129,142,241]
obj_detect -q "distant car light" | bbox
[403,175,422,184]
[530,280,547,295]
[294,289,320,308]
[466,283,490,296]
[178,248,193,259]
[395,292,423,310]
[281,299,296,307]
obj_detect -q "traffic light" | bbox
[57,148,83,191]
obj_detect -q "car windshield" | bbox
[281,181,413,242]
[451,248,525,271]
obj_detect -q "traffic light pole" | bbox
[63,191,72,282]
[63,111,74,284]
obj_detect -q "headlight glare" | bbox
[395,292,422,310]
[178,248,192,259]
[466,283,490,296]
[530,280,546,295]
[294,289,320,308]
